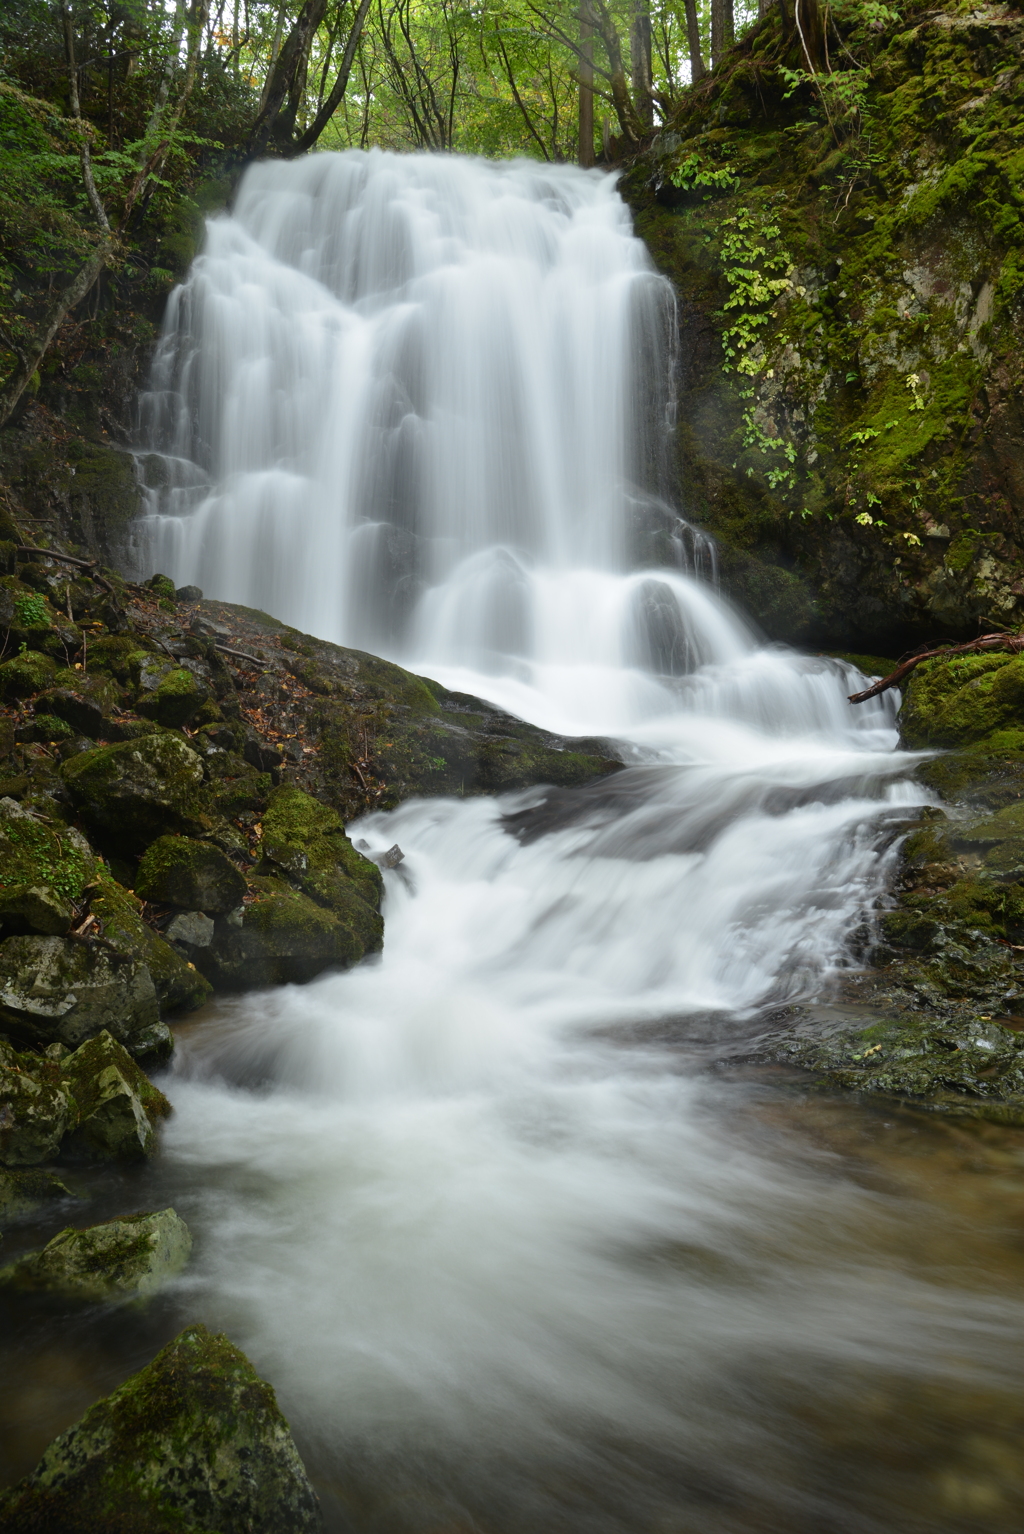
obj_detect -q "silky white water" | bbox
[136,152,1024,1531]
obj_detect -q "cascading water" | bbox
[133,152,1024,1533]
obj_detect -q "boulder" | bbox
[61,1030,171,1162]
[136,834,247,914]
[0,1166,75,1223]
[0,1039,73,1166]
[0,1323,323,1532]
[87,875,211,1023]
[0,796,96,936]
[260,784,383,927]
[0,650,56,701]
[200,876,379,990]
[136,664,209,729]
[61,732,208,853]
[0,934,159,1052]
[0,1208,192,1301]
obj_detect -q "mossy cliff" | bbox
[624,1,1024,650]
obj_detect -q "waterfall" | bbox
[137,153,1024,1533]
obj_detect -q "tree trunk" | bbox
[711,0,733,66]
[247,0,329,155]
[292,0,373,152]
[630,2,653,126]
[683,0,705,82]
[578,0,594,167]
[793,0,827,72]
[0,245,113,430]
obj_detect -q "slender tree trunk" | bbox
[292,0,373,152]
[711,0,733,66]
[248,0,328,153]
[794,0,827,72]
[683,0,705,82]
[0,246,113,429]
[630,2,653,126]
[578,0,594,167]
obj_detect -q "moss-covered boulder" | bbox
[0,1208,192,1302]
[61,1030,170,1162]
[0,650,57,701]
[0,1039,73,1166]
[62,732,208,854]
[198,875,382,990]
[87,874,211,1022]
[136,663,209,728]
[260,784,383,917]
[0,797,96,939]
[136,835,247,914]
[0,1323,323,1533]
[0,935,159,1053]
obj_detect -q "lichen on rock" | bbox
[0,1322,323,1532]
[0,1207,192,1301]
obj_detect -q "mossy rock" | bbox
[900,653,1024,750]
[0,650,57,701]
[0,1322,323,1533]
[0,934,159,1052]
[136,665,209,729]
[62,732,209,854]
[61,1030,171,1162]
[0,1038,73,1167]
[34,682,119,738]
[783,1014,1024,1125]
[88,874,212,1021]
[200,875,380,990]
[0,796,96,935]
[145,574,177,602]
[0,1208,191,1302]
[260,785,383,916]
[136,835,247,915]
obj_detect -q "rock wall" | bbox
[624,1,1024,652]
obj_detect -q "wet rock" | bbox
[0,934,159,1052]
[62,731,208,854]
[175,584,203,601]
[201,877,379,990]
[87,875,211,1024]
[0,796,96,935]
[136,834,247,914]
[781,1014,1024,1125]
[260,784,383,920]
[0,1166,75,1223]
[60,1030,171,1162]
[0,1039,73,1166]
[136,665,209,729]
[0,1208,191,1301]
[0,651,57,701]
[165,910,215,949]
[0,1322,323,1532]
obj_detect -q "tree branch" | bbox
[847,634,1024,705]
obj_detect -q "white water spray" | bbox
[139,153,1024,1532]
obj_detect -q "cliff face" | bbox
[624,2,1024,653]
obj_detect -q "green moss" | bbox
[899,653,1024,749]
[61,732,209,853]
[90,874,211,1017]
[261,785,383,914]
[136,665,207,728]
[0,1324,322,1534]
[136,834,246,914]
[0,649,57,700]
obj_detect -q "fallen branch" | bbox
[214,644,266,668]
[848,633,1024,704]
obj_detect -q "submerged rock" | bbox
[0,1208,191,1301]
[0,1322,323,1532]
[0,1166,75,1223]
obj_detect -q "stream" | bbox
[4,151,1024,1533]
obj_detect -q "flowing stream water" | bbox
[20,151,1023,1531]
